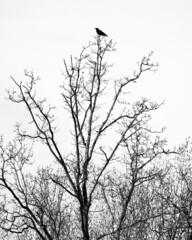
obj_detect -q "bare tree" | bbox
[150,139,192,240]
[0,137,78,240]
[0,36,171,239]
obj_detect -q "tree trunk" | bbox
[80,204,90,240]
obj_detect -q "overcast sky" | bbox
[1,0,192,150]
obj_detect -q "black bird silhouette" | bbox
[95,28,108,37]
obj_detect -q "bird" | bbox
[95,28,108,37]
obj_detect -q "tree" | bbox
[150,139,192,240]
[0,36,171,239]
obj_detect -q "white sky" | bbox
[1,0,192,153]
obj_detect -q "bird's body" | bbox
[95,28,108,37]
